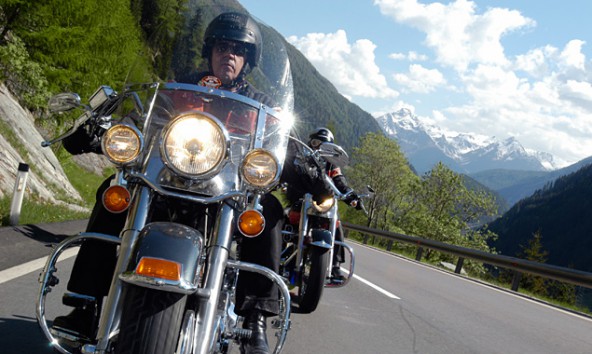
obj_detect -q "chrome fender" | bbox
[309,229,333,250]
[119,222,204,294]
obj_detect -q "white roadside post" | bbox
[9,163,30,226]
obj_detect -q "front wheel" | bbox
[298,247,330,313]
[114,285,187,354]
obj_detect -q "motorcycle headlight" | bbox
[102,124,143,164]
[312,197,335,213]
[162,113,228,178]
[241,149,279,188]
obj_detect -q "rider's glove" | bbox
[344,192,362,209]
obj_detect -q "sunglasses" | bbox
[213,41,248,56]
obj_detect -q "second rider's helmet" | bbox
[308,127,334,149]
[202,12,262,74]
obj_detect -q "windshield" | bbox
[124,2,293,114]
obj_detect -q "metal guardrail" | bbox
[341,222,592,291]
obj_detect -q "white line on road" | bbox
[0,248,78,285]
[342,267,401,300]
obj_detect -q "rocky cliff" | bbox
[0,84,87,212]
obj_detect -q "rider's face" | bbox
[211,40,246,86]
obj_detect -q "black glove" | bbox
[344,192,362,209]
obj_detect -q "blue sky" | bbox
[240,0,592,167]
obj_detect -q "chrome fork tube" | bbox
[295,194,311,272]
[193,202,235,354]
[95,185,152,353]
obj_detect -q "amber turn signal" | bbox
[238,209,265,237]
[135,257,182,281]
[102,185,131,213]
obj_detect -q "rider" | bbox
[55,12,287,354]
[307,127,362,282]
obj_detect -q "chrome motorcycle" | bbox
[36,8,293,354]
[279,142,357,313]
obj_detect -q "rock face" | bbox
[0,84,87,211]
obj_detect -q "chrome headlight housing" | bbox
[161,112,228,178]
[241,149,279,189]
[101,124,143,165]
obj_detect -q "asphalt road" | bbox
[1,221,592,353]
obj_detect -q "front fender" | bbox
[309,229,333,250]
[119,222,204,294]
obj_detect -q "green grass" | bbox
[0,146,112,227]
[0,195,89,226]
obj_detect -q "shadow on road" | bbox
[0,315,54,353]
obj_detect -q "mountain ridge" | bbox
[376,109,560,175]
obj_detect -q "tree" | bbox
[344,132,417,232]
[520,230,549,296]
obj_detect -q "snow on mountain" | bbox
[375,109,560,174]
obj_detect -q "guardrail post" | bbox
[455,257,465,274]
[415,247,424,261]
[9,163,29,226]
[363,234,369,244]
[386,240,393,252]
[511,271,522,291]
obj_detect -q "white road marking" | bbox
[0,248,78,285]
[341,267,401,300]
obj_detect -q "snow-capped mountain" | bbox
[376,109,559,174]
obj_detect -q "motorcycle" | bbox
[36,6,294,354]
[279,141,359,313]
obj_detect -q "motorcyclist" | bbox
[306,127,362,282]
[54,12,288,354]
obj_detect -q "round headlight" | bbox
[312,197,335,213]
[102,124,142,164]
[162,113,227,177]
[241,149,279,188]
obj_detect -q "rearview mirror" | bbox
[48,92,82,113]
[317,142,349,167]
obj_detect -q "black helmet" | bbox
[202,12,262,72]
[309,127,334,148]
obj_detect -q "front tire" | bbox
[298,247,330,313]
[115,285,187,354]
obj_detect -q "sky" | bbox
[239,0,592,168]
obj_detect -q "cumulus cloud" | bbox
[389,51,428,61]
[374,0,535,72]
[393,64,446,93]
[287,30,399,99]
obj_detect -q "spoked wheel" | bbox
[114,285,187,354]
[298,247,330,313]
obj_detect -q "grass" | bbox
[0,147,111,227]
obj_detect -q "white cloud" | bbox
[287,30,399,99]
[374,0,535,72]
[559,39,586,71]
[389,51,428,61]
[393,64,446,93]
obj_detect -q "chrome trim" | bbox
[118,273,198,294]
[128,172,245,203]
[327,241,356,288]
[36,233,121,354]
[227,260,291,354]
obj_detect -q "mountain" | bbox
[469,156,592,206]
[486,163,592,273]
[376,109,559,175]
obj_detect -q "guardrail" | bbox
[341,222,592,291]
